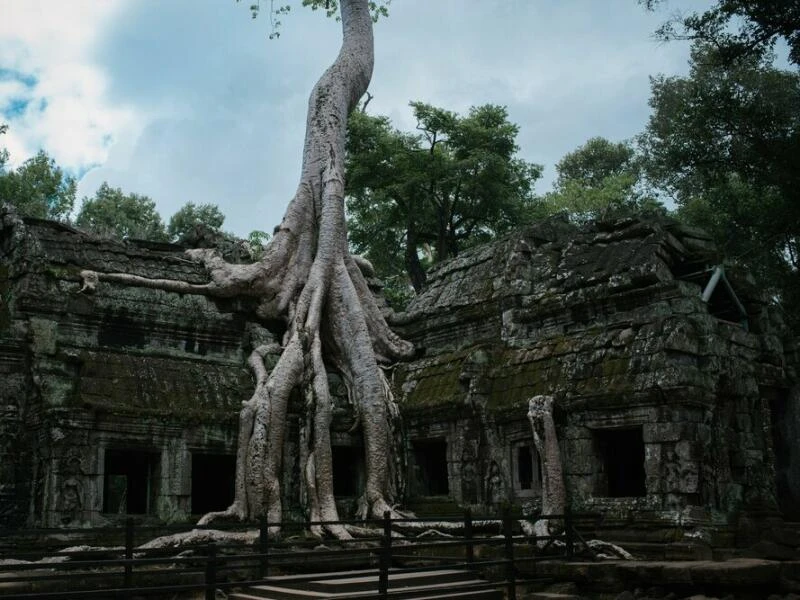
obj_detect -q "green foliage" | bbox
[241,0,390,38]
[76,182,168,241]
[540,137,665,223]
[247,229,271,260]
[642,0,800,65]
[346,102,542,305]
[640,43,800,325]
[555,137,636,188]
[301,0,390,21]
[0,149,76,221]
[167,202,226,241]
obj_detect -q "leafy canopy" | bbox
[641,0,800,66]
[540,137,665,223]
[640,43,800,324]
[167,202,226,241]
[0,146,76,222]
[346,102,541,305]
[76,182,168,241]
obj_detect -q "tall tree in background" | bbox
[167,202,226,241]
[541,137,664,222]
[76,182,167,241]
[0,149,76,222]
[346,102,541,299]
[641,0,800,66]
[640,44,800,324]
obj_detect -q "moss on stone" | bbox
[0,264,10,332]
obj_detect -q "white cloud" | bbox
[0,0,136,170]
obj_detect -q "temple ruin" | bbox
[1,205,798,550]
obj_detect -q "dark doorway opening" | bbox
[191,453,235,514]
[412,439,449,496]
[103,449,160,514]
[769,392,800,520]
[518,445,534,490]
[594,428,646,497]
[332,446,365,497]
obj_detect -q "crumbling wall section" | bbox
[0,208,261,526]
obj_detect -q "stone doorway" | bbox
[103,449,160,515]
[191,453,235,514]
[411,439,449,496]
[593,428,646,497]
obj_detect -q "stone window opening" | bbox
[593,427,646,498]
[511,441,541,496]
[332,445,365,497]
[411,439,449,496]
[191,453,235,515]
[103,449,160,515]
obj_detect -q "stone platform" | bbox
[527,558,800,598]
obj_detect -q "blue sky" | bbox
[0,0,709,237]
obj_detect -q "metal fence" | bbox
[0,508,587,600]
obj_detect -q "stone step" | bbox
[229,585,502,600]
[228,568,502,600]
[251,568,475,593]
[230,590,502,600]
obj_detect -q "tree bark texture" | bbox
[527,395,566,538]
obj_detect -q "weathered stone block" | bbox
[29,317,57,355]
[565,438,595,475]
[643,422,696,443]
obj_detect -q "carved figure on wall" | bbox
[485,460,506,512]
[459,439,479,504]
[461,462,478,504]
[58,454,84,525]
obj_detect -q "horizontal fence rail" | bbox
[0,509,592,600]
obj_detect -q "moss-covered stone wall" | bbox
[394,216,798,532]
[0,209,262,526]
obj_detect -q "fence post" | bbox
[206,542,217,600]
[502,507,516,600]
[464,508,474,567]
[259,516,269,579]
[378,510,391,600]
[124,517,133,591]
[564,506,574,559]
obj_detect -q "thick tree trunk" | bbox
[528,395,565,538]
[80,0,414,538]
[405,226,427,292]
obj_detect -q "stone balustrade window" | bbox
[511,441,541,496]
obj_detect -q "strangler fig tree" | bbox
[80,0,412,539]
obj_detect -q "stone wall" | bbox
[0,208,261,526]
[2,207,797,537]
